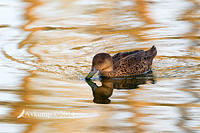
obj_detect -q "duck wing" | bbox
[112,50,143,64]
[113,46,157,76]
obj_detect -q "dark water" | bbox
[0,0,200,132]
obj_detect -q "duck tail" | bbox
[146,45,157,58]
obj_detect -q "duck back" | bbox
[111,46,157,77]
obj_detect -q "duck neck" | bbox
[100,70,116,77]
[100,63,116,77]
[103,66,113,72]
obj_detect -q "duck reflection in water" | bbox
[85,71,155,104]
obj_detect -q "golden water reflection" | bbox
[86,71,155,104]
[0,0,200,132]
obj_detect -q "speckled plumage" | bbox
[86,46,157,78]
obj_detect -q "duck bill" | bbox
[86,68,98,79]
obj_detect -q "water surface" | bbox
[0,0,200,132]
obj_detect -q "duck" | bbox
[85,45,157,79]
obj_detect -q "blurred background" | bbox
[0,0,200,132]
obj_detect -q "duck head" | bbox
[86,53,113,79]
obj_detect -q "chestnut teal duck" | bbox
[86,45,157,79]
